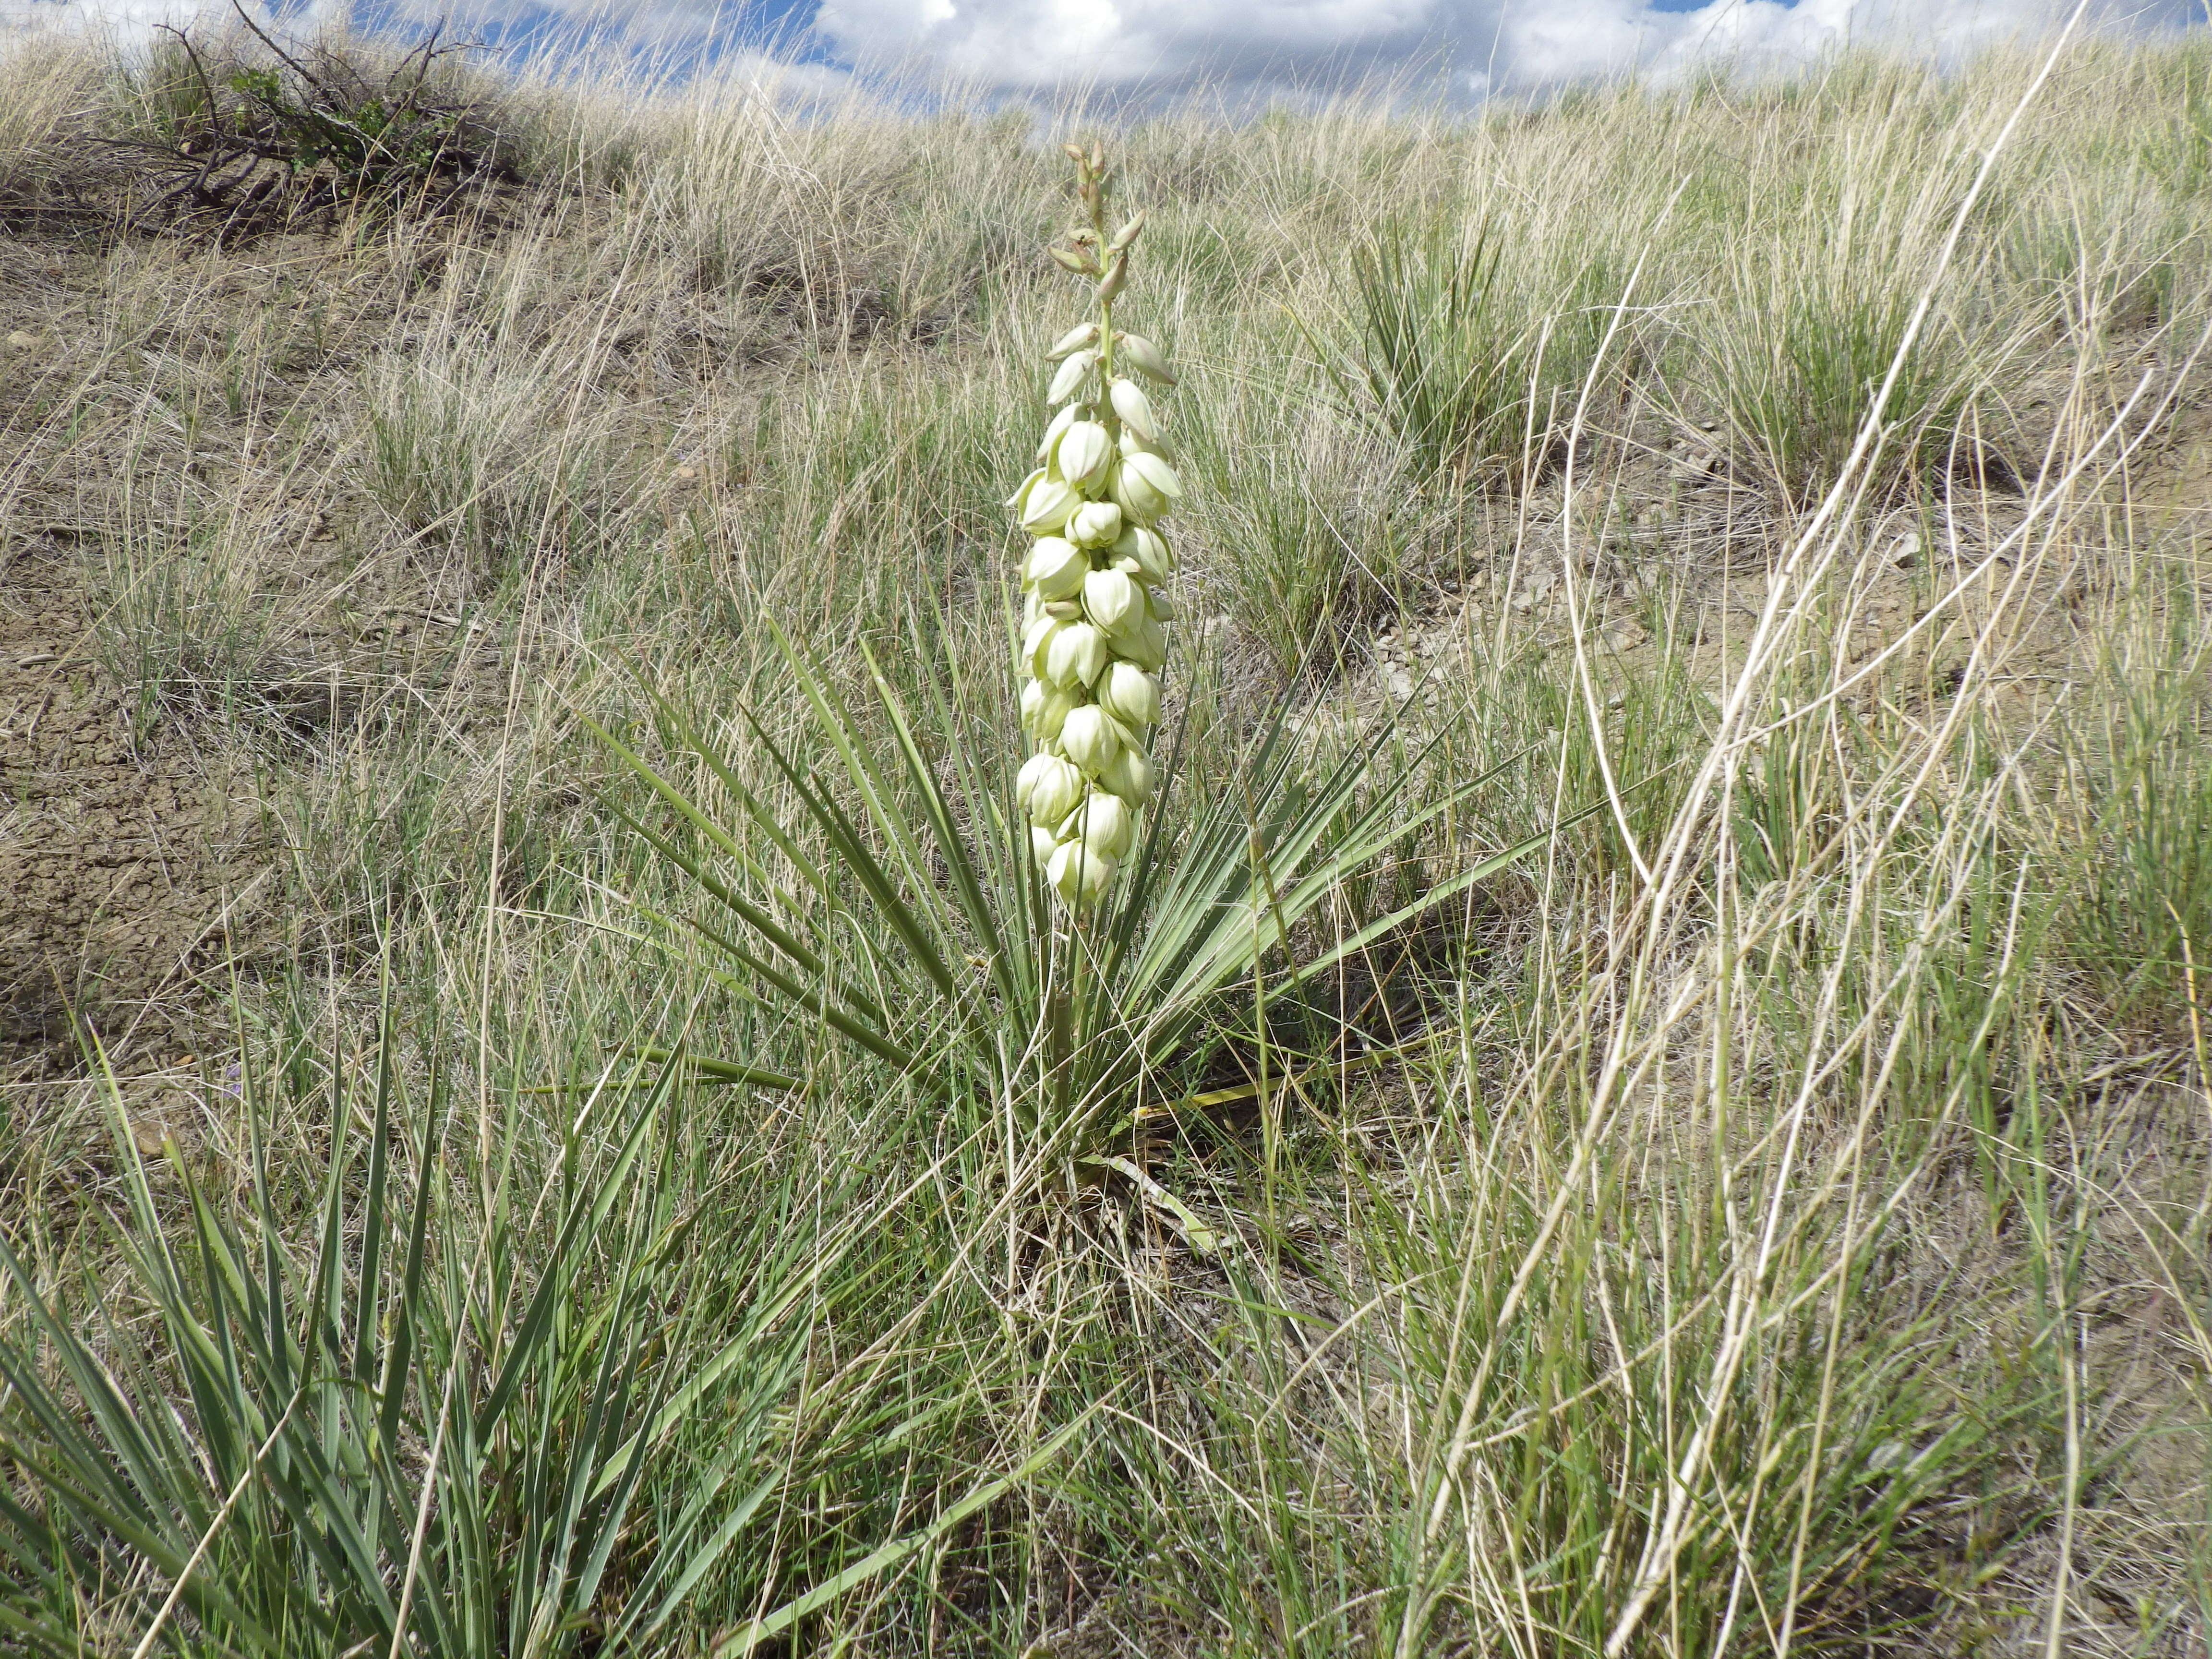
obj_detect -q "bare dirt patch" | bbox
[0,204,537,1076]
[0,547,267,1074]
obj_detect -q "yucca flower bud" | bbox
[1109,452,1181,524]
[1047,840,1118,906]
[1018,751,1085,826]
[1059,789,1136,861]
[1096,252,1129,303]
[1044,620,1109,688]
[1022,612,1059,672]
[1046,321,1101,360]
[1067,500,1123,548]
[1055,420,1112,490]
[1047,349,1099,403]
[1031,824,1061,866]
[1118,613,1168,673]
[1082,567,1142,636]
[1098,660,1160,729]
[1116,332,1177,386]
[1020,475,1082,533]
[1096,741,1154,807]
[1106,212,1144,253]
[1021,676,1081,742]
[1111,525,1174,583]
[1034,403,1079,464]
[1023,535,1087,600]
[1108,377,1158,440]
[1058,703,1121,775]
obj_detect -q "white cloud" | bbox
[810,0,2204,96]
[5,0,2200,97]
[815,0,1434,87]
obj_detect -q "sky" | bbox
[5,0,2205,98]
[794,0,2203,96]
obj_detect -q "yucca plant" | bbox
[592,147,1556,1189]
[0,1007,1047,1655]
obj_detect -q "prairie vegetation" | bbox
[2,21,2211,1655]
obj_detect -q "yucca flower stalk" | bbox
[1010,142,1182,911]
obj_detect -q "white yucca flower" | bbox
[1046,349,1099,404]
[1108,377,1159,440]
[1034,403,1079,462]
[1019,475,1082,533]
[1066,500,1124,548]
[1055,421,1113,489]
[1016,751,1086,827]
[1012,144,1181,909]
[1023,535,1087,600]
[1045,321,1101,360]
[1115,331,1177,385]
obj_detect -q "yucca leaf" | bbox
[377,1058,444,1454]
[859,642,1028,1009]
[620,1043,798,1091]
[585,721,843,993]
[474,1055,670,1441]
[738,675,968,1004]
[354,993,396,1384]
[638,899,922,1072]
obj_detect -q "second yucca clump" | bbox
[1010,143,1183,909]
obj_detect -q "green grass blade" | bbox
[712,1405,1104,1655]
